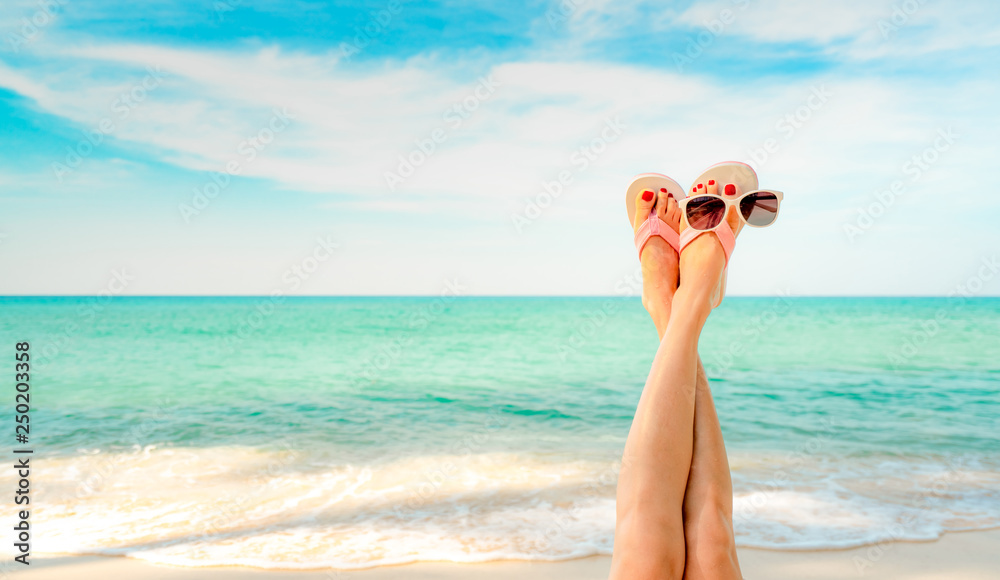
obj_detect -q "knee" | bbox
[615,550,686,580]
[685,510,739,574]
[613,513,688,580]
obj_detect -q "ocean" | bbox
[2,296,998,569]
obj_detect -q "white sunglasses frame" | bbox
[678,189,784,231]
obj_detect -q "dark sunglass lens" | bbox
[686,196,726,230]
[740,192,779,226]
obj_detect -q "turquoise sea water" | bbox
[1,297,998,568]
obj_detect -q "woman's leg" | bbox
[610,180,743,579]
[634,345,740,577]
[609,187,687,578]
[610,184,731,579]
[681,179,744,579]
[647,310,740,578]
[609,283,714,579]
[681,360,742,579]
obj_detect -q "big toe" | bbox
[633,189,656,233]
[722,182,744,238]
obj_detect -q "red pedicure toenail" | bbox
[667,193,673,198]
[659,188,668,193]
[708,179,716,185]
[642,190,654,202]
[725,184,736,195]
[697,183,704,190]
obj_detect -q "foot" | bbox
[677,180,744,312]
[633,186,681,334]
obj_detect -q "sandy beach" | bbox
[14,528,1000,580]
[6,0,1000,576]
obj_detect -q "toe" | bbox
[655,188,670,220]
[706,179,718,196]
[721,182,744,235]
[665,195,681,233]
[633,189,656,232]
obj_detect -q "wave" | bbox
[13,446,1000,569]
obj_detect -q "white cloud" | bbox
[672,0,1000,59]
[675,0,888,45]
[1,10,999,295]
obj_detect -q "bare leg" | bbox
[610,180,743,579]
[618,337,740,579]
[609,283,713,579]
[678,179,743,579]
[610,183,728,578]
[609,186,687,578]
[682,360,742,579]
[642,346,740,578]
[649,328,741,578]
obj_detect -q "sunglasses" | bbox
[678,189,784,231]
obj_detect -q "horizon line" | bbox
[2,295,999,299]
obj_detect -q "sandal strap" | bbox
[634,209,680,258]
[679,222,736,266]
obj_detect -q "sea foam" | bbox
[11,446,1000,569]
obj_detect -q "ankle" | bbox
[641,295,669,332]
[670,286,713,324]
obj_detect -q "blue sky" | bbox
[1,0,999,296]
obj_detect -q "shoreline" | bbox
[15,528,1000,579]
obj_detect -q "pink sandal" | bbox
[678,161,784,307]
[624,173,687,258]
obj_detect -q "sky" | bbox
[1,0,999,296]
